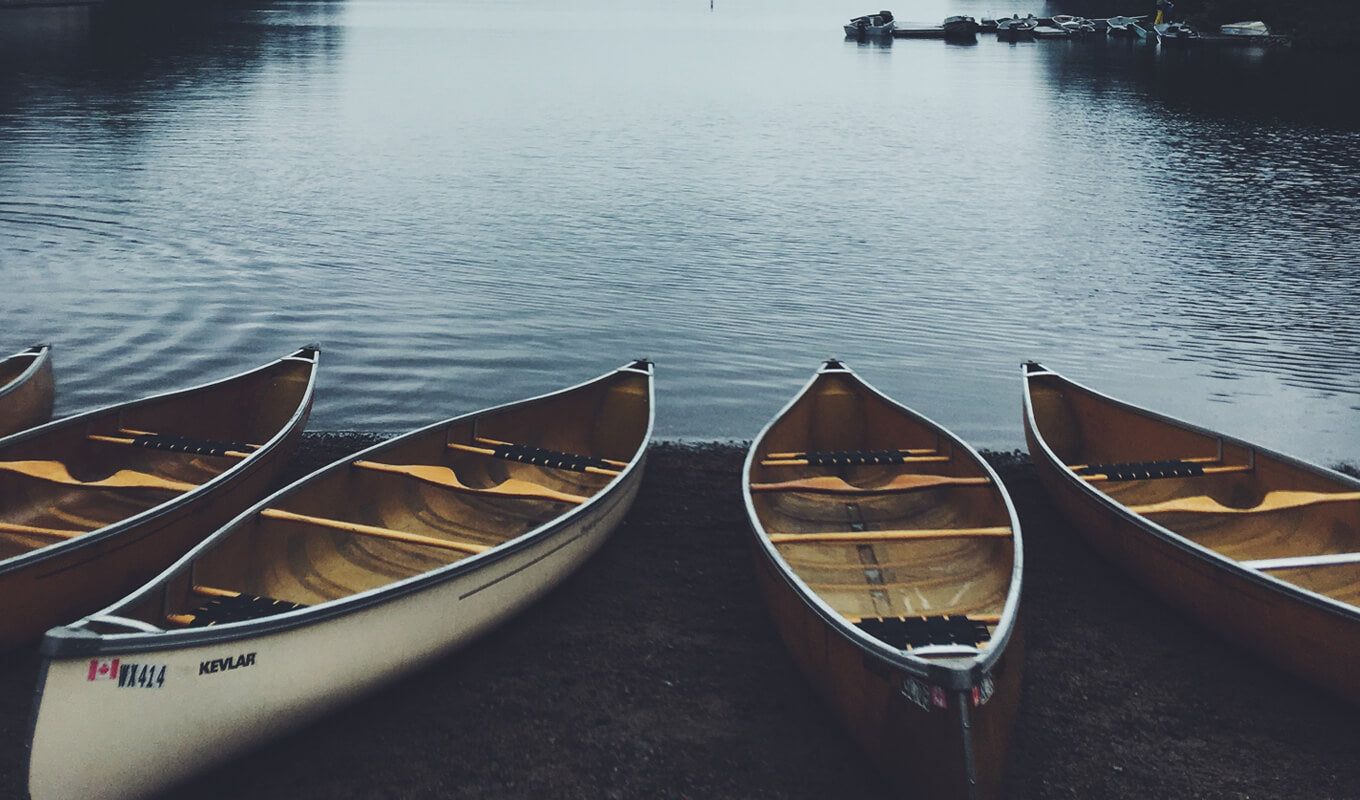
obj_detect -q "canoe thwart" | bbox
[856,615,992,650]
[1075,459,1251,481]
[447,441,621,476]
[353,460,588,504]
[0,520,86,539]
[260,508,492,555]
[0,460,198,492]
[1241,552,1360,571]
[88,432,260,459]
[761,448,944,467]
[749,474,989,494]
[768,527,1012,544]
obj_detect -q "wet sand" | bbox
[2,436,1358,799]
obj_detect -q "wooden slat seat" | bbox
[88,431,259,459]
[167,589,309,628]
[0,460,197,492]
[768,527,1012,544]
[749,474,989,495]
[447,438,623,476]
[353,460,587,504]
[260,508,490,555]
[762,449,947,467]
[1075,459,1252,481]
[0,520,87,539]
[855,615,993,648]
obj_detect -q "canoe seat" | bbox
[773,449,936,466]
[1077,460,1207,481]
[482,442,614,473]
[178,592,308,627]
[89,432,258,458]
[856,615,992,649]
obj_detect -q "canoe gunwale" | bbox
[0,344,51,400]
[1021,361,1360,625]
[743,361,1023,690]
[39,360,655,659]
[0,346,321,578]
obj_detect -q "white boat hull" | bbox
[28,463,642,800]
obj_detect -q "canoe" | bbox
[0,346,319,651]
[28,359,654,800]
[0,344,55,437]
[1023,362,1360,706]
[743,360,1023,800]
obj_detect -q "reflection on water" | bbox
[1,0,1357,464]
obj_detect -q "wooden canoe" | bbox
[743,360,1023,800]
[28,359,654,800]
[0,344,55,437]
[0,346,319,651]
[1023,362,1360,706]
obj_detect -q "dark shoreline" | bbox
[2,436,1358,799]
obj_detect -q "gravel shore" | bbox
[2,436,1357,799]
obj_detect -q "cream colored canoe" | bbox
[28,359,654,800]
[0,346,318,651]
[0,344,55,437]
[1023,362,1360,706]
[743,360,1023,800]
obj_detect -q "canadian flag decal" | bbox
[87,658,120,681]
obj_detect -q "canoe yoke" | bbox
[856,615,992,650]
[1077,460,1207,481]
[169,590,309,628]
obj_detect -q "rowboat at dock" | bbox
[743,360,1023,800]
[1023,362,1360,707]
[28,359,654,800]
[0,346,318,651]
[0,344,55,438]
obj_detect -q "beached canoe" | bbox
[743,360,1023,800]
[0,344,55,437]
[1023,362,1360,706]
[28,359,654,800]
[0,346,319,651]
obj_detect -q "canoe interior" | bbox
[749,370,1016,640]
[1027,370,1360,607]
[0,345,55,438]
[112,368,650,630]
[0,356,316,562]
[0,350,40,391]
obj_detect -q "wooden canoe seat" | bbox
[167,590,309,627]
[353,460,587,504]
[856,615,992,649]
[1131,489,1360,516]
[447,439,623,476]
[768,527,1012,544]
[749,474,989,495]
[88,431,259,459]
[0,520,87,539]
[0,460,197,492]
[1076,459,1251,481]
[260,508,491,555]
[762,449,946,467]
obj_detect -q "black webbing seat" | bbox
[1077,460,1205,481]
[185,594,308,627]
[856,615,992,649]
[488,443,613,473]
[130,434,254,458]
[800,450,920,466]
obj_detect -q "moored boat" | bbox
[1155,21,1201,44]
[743,360,1023,799]
[0,344,55,438]
[1220,19,1270,36]
[1105,15,1143,36]
[28,359,654,800]
[995,16,1038,41]
[1023,362,1360,707]
[942,15,980,40]
[845,9,895,37]
[0,346,319,651]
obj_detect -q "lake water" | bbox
[2,0,1358,466]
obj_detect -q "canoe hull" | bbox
[0,345,55,438]
[1023,366,1360,707]
[29,459,642,800]
[0,348,318,650]
[753,545,1022,799]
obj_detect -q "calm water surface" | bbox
[2,0,1358,465]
